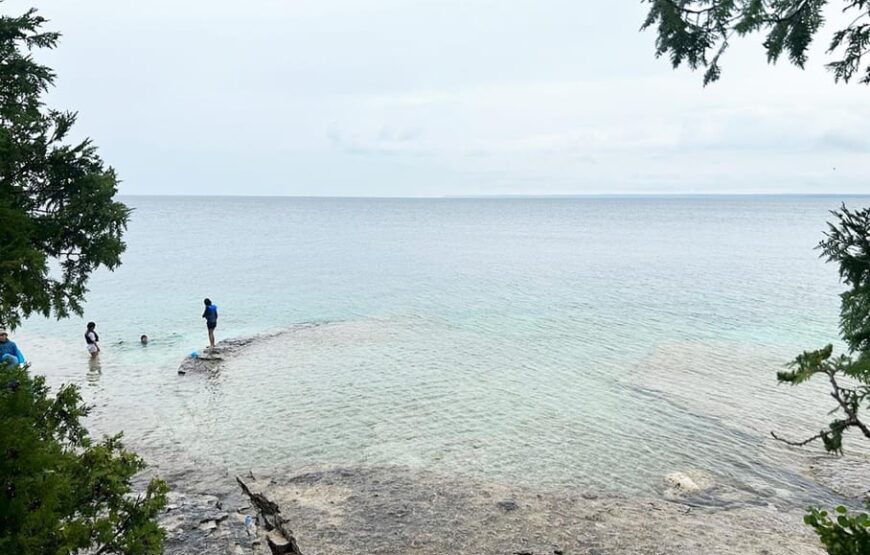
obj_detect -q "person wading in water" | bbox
[85,322,100,358]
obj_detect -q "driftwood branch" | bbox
[236,475,303,555]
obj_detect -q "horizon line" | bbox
[116,192,870,199]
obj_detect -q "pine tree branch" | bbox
[771,417,870,448]
[826,369,870,438]
[662,0,717,16]
[770,430,828,446]
[773,0,813,24]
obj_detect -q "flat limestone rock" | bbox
[239,465,825,555]
[177,336,265,375]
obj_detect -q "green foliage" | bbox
[640,0,870,85]
[0,8,167,553]
[0,361,167,554]
[820,205,870,354]
[642,4,870,552]
[0,6,130,330]
[776,205,870,449]
[771,204,870,554]
[777,343,836,385]
[804,506,870,555]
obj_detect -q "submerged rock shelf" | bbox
[157,329,865,554]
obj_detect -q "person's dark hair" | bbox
[204,298,211,306]
[86,322,96,329]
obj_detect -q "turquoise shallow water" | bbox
[15,196,870,506]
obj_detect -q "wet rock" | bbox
[177,336,272,375]
[498,500,519,511]
[664,472,700,493]
[663,470,713,495]
[178,350,226,374]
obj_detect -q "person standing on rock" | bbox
[85,322,100,358]
[202,298,218,348]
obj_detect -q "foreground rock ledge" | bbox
[237,475,302,555]
[155,465,828,555]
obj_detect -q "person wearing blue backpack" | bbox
[202,298,218,348]
[0,327,25,367]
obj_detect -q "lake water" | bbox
[16,196,870,507]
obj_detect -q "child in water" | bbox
[85,322,100,358]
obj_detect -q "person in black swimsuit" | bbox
[85,322,100,358]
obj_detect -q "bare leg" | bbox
[208,328,215,348]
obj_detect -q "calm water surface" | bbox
[17,196,870,506]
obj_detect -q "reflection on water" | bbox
[86,356,102,385]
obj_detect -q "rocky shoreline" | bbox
[147,463,835,555]
[151,334,865,554]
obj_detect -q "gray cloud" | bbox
[17,0,870,196]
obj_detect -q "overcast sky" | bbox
[11,0,870,196]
